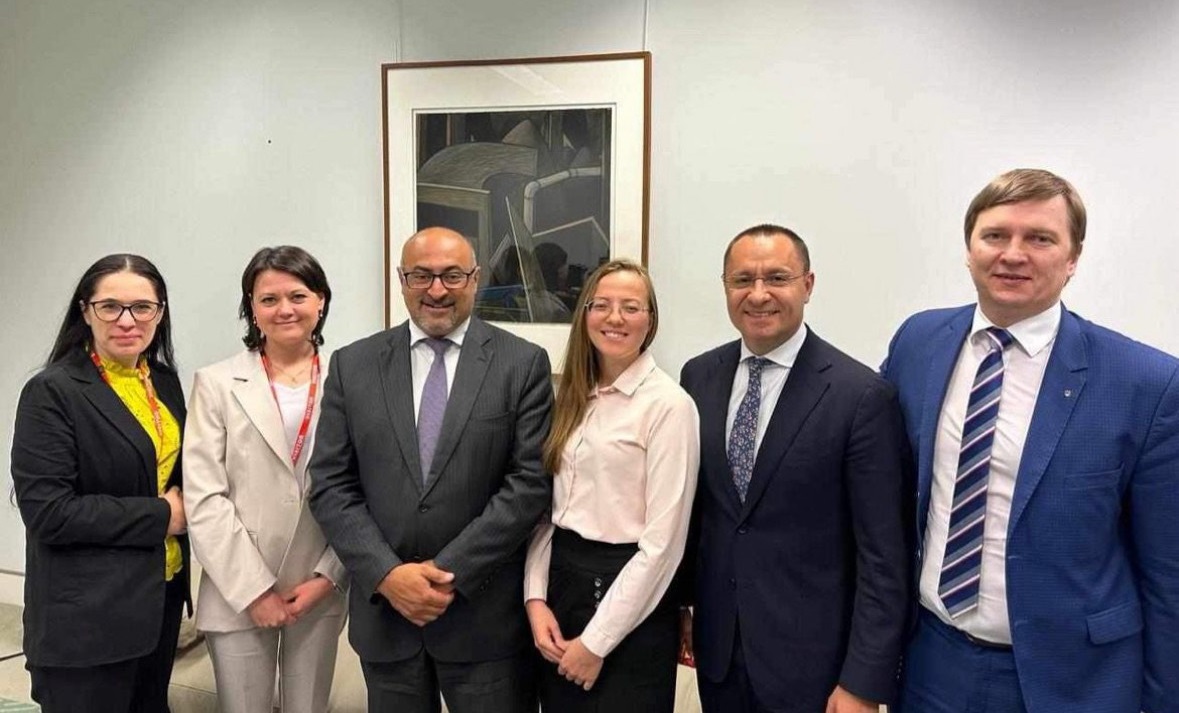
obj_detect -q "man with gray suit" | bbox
[309,227,554,713]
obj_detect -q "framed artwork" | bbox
[382,52,651,371]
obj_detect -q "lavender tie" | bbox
[417,338,451,482]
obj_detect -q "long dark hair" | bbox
[239,246,332,350]
[47,254,176,369]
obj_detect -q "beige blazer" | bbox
[183,350,346,633]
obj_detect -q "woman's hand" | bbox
[161,486,186,535]
[525,599,568,664]
[281,575,336,618]
[557,637,604,691]
[247,590,291,629]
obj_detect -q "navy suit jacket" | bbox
[881,304,1179,713]
[681,329,911,710]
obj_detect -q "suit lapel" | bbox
[230,352,292,472]
[1008,307,1086,534]
[423,319,493,496]
[701,343,743,516]
[379,325,424,493]
[740,331,829,519]
[917,309,972,533]
[69,354,157,492]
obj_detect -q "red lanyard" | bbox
[90,349,165,441]
[259,352,320,466]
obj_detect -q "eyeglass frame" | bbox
[397,266,479,290]
[83,300,166,323]
[583,298,654,318]
[720,272,811,291]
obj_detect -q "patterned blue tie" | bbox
[417,338,451,483]
[940,327,1015,618]
[728,357,769,502]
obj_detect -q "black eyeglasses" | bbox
[398,267,478,290]
[85,300,165,323]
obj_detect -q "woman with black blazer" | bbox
[11,254,190,713]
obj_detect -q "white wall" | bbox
[3,0,1178,581]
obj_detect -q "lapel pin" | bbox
[1063,389,1072,398]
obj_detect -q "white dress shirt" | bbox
[408,317,470,422]
[725,324,808,456]
[524,351,700,658]
[921,303,1061,643]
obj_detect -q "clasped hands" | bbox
[377,560,456,627]
[247,575,336,629]
[526,600,603,691]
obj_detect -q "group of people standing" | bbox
[10,167,1178,713]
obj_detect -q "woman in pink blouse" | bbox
[524,259,700,712]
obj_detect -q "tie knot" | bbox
[424,338,451,357]
[984,328,1015,352]
[746,356,770,377]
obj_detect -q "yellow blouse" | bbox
[100,356,183,581]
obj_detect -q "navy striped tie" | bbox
[940,327,1015,618]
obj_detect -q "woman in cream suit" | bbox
[183,246,346,713]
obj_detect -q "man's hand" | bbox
[281,575,336,619]
[377,562,455,626]
[557,638,604,691]
[525,599,568,664]
[247,590,292,629]
[825,685,878,713]
[423,560,455,595]
[161,486,186,536]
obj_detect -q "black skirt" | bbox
[540,526,678,713]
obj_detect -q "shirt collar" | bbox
[592,350,657,398]
[408,316,470,348]
[971,302,1061,358]
[739,323,808,368]
[98,354,144,379]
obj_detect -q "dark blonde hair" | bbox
[964,169,1086,257]
[542,259,658,474]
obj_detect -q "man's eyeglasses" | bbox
[584,298,652,318]
[84,300,164,323]
[398,267,478,290]
[721,272,809,290]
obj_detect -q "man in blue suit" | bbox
[681,224,911,713]
[881,168,1179,712]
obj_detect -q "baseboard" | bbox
[0,571,23,608]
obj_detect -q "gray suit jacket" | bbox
[308,317,553,663]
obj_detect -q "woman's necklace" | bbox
[266,356,312,385]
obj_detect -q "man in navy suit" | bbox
[680,224,910,713]
[881,169,1179,712]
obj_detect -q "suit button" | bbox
[593,577,602,587]
[729,578,737,589]
[737,527,748,535]
[418,505,429,513]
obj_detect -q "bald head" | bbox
[402,227,476,268]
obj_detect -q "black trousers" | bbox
[29,575,186,713]
[539,527,678,713]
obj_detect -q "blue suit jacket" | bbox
[681,330,911,710]
[881,304,1179,713]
